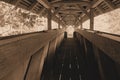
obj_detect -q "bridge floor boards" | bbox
[41,38,83,80]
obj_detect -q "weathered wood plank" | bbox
[37,0,51,9]
[0,29,65,80]
[75,29,120,64]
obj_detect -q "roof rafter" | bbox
[37,0,51,9]
[104,0,116,10]
[82,0,105,18]
[29,1,39,11]
[50,0,62,3]
[52,4,64,16]
[74,15,80,26]
[59,9,82,12]
[96,6,104,14]
[92,0,104,8]
[37,0,65,24]
[77,5,90,17]
[38,7,46,15]
[52,1,91,6]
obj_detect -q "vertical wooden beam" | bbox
[47,9,52,30]
[74,16,78,27]
[90,8,94,30]
[58,19,61,29]
[80,18,83,29]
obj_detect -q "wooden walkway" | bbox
[41,38,86,80]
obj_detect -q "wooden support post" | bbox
[58,19,61,29]
[80,18,83,29]
[90,8,94,30]
[47,9,52,30]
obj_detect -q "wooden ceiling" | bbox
[1,0,120,26]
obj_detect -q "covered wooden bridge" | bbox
[0,0,120,80]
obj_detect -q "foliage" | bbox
[0,1,47,36]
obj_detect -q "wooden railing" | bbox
[0,29,65,80]
[74,29,120,80]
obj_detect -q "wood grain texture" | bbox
[0,29,65,80]
[75,29,120,63]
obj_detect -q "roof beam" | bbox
[59,11,81,15]
[103,0,116,10]
[37,0,63,24]
[96,6,104,14]
[29,1,38,11]
[92,0,104,8]
[92,0,115,9]
[77,5,90,17]
[52,5,64,16]
[74,16,80,26]
[52,1,91,6]
[37,0,51,9]
[38,7,46,15]
[82,0,116,18]
[82,0,104,18]
[50,0,62,3]
[60,9,82,12]
[75,15,82,28]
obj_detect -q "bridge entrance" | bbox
[66,26,75,38]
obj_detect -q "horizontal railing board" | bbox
[0,29,65,80]
[75,29,120,64]
[0,29,64,46]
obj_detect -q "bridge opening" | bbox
[66,26,75,38]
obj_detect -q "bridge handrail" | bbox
[0,29,65,80]
[75,29,120,64]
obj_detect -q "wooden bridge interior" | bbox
[0,0,120,80]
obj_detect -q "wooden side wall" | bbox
[0,29,65,80]
[74,29,120,80]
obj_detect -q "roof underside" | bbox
[1,0,120,26]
